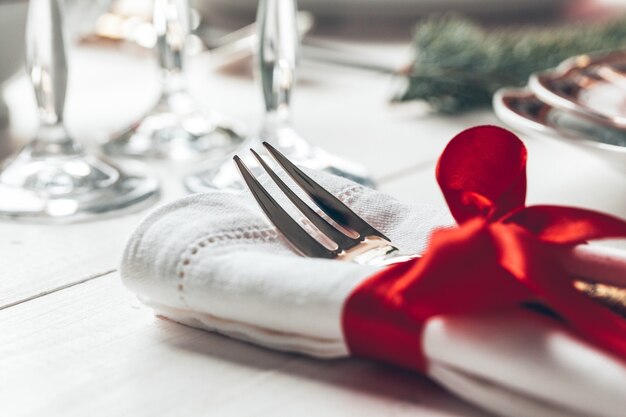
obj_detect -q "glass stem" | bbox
[257,0,300,147]
[154,0,190,98]
[26,0,82,156]
[260,108,292,146]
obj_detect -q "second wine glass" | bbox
[184,0,374,192]
[103,0,244,160]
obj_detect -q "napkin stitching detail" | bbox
[176,226,280,301]
[173,184,366,302]
[340,185,364,206]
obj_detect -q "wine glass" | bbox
[102,0,244,160]
[184,0,373,192]
[0,0,159,222]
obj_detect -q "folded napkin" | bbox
[123,171,449,356]
[122,170,626,417]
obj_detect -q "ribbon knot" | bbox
[343,125,626,372]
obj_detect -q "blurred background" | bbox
[0,0,621,93]
[1,0,622,109]
[1,0,625,157]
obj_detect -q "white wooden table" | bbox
[1,44,625,417]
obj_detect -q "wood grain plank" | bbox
[0,272,488,417]
[0,214,135,308]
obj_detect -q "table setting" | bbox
[1,0,626,416]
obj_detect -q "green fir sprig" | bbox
[397,15,626,114]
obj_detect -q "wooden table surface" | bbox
[1,44,625,417]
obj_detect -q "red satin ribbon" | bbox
[343,125,626,372]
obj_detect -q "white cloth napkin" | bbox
[121,170,626,417]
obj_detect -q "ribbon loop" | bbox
[437,125,527,223]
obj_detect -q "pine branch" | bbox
[397,15,626,114]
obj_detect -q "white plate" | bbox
[530,51,626,129]
[493,88,626,170]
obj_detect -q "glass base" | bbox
[184,127,375,192]
[0,149,159,222]
[103,92,245,160]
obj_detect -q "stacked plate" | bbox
[494,51,626,170]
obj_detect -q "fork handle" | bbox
[340,238,421,266]
[375,252,422,266]
[257,0,299,117]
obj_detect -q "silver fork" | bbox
[234,142,419,266]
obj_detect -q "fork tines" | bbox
[233,142,388,258]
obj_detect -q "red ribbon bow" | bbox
[343,125,626,372]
